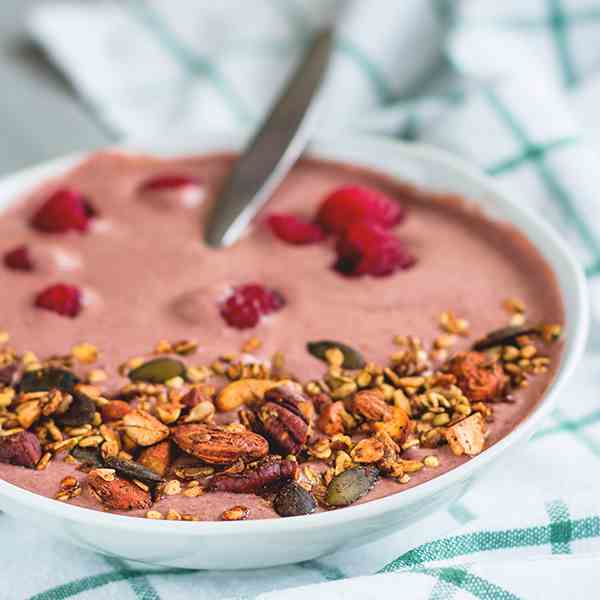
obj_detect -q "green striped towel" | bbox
[20,1,600,598]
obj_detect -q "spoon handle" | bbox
[204,29,334,248]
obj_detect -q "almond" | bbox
[352,389,392,421]
[87,468,152,511]
[122,409,169,447]
[172,423,268,465]
[257,385,310,455]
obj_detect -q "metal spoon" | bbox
[204,28,334,248]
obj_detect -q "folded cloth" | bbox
[16,1,600,598]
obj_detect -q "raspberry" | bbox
[31,188,91,233]
[140,175,200,191]
[220,284,285,329]
[34,284,82,318]
[267,214,325,245]
[334,222,415,277]
[3,245,34,271]
[316,185,405,234]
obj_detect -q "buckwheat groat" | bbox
[0,152,564,520]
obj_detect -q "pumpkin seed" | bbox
[56,390,95,427]
[104,456,163,484]
[273,482,317,517]
[325,466,379,507]
[128,358,185,383]
[71,446,103,467]
[472,324,539,351]
[19,368,79,393]
[307,341,366,370]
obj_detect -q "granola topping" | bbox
[0,310,562,519]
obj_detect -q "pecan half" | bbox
[447,352,506,402]
[172,423,268,465]
[87,468,152,511]
[209,458,298,494]
[256,385,309,455]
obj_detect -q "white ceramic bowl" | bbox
[0,133,589,570]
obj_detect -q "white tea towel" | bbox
[15,1,600,598]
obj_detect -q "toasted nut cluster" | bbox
[353,389,392,422]
[447,352,506,402]
[389,336,430,376]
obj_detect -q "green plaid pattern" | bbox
[17,0,600,597]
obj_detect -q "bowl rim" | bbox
[0,131,589,535]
